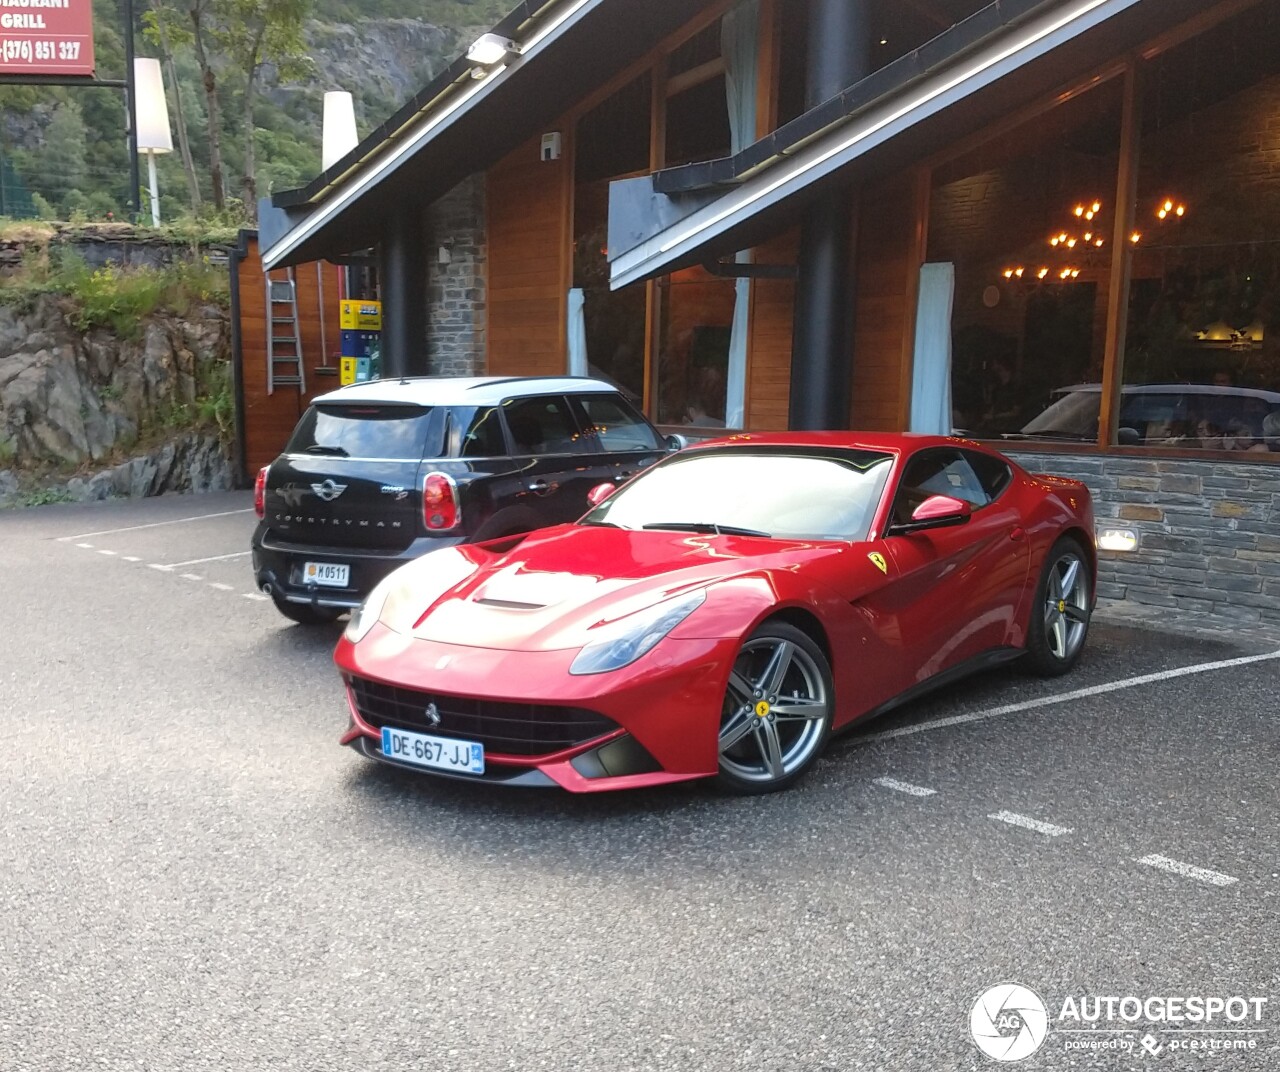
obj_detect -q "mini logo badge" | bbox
[311,479,348,502]
[868,552,888,574]
[970,984,1049,1062]
[424,702,442,728]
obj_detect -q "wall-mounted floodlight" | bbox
[466,33,520,66]
[1097,527,1139,553]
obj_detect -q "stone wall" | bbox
[1007,451,1280,626]
[426,175,486,377]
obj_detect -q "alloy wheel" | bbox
[1042,551,1090,662]
[718,635,830,785]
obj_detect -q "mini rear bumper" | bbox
[251,524,465,608]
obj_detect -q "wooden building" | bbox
[255,0,1280,625]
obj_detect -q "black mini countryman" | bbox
[251,376,673,624]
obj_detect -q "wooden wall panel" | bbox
[851,176,923,431]
[746,229,799,430]
[487,133,572,377]
[237,235,346,476]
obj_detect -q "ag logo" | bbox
[868,552,888,575]
[970,984,1049,1062]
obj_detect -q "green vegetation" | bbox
[0,1,510,226]
[0,246,230,339]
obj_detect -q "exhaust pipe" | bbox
[261,582,274,596]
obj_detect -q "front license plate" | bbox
[381,727,485,776]
[303,561,350,587]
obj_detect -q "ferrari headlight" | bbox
[344,575,398,644]
[569,589,706,676]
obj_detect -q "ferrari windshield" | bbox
[583,449,894,541]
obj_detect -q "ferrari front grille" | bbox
[348,676,618,757]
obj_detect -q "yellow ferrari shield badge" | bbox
[868,552,888,575]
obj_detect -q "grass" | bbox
[0,247,231,339]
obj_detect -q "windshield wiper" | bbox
[579,519,622,528]
[303,444,350,456]
[642,522,771,538]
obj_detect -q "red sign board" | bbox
[0,0,95,78]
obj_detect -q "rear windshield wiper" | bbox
[643,521,771,537]
[303,444,350,456]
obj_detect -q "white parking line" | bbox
[851,649,1280,746]
[242,593,268,602]
[873,777,937,797]
[58,508,252,542]
[76,542,93,549]
[122,556,141,562]
[209,583,234,592]
[1137,854,1237,888]
[989,810,1073,837]
[164,551,251,569]
[97,549,117,556]
[147,564,173,572]
[181,574,204,582]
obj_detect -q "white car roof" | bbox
[311,376,621,407]
[1054,382,1280,403]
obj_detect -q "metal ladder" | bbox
[266,268,305,395]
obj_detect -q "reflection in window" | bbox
[574,74,650,403]
[655,268,737,426]
[288,405,436,460]
[1121,4,1280,452]
[928,80,1124,441]
[573,394,664,453]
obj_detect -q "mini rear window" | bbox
[286,404,440,460]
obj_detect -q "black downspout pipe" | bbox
[788,0,872,431]
[378,209,429,379]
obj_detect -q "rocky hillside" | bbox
[0,1,512,218]
[0,287,234,508]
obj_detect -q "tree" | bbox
[39,100,89,208]
[223,0,312,219]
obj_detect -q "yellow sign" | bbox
[339,356,358,386]
[340,300,382,331]
[868,552,888,575]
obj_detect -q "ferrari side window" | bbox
[892,451,989,527]
[964,451,1014,501]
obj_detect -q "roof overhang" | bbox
[262,0,718,270]
[607,0,1205,289]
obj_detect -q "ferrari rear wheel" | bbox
[1025,537,1092,677]
[716,622,834,795]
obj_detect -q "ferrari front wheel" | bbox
[716,622,834,795]
[1024,537,1092,677]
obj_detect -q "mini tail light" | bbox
[423,472,460,531]
[254,466,269,518]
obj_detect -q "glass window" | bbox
[891,450,989,528]
[456,406,506,458]
[584,449,894,541]
[286,405,438,460]
[572,394,664,453]
[1120,4,1280,452]
[964,451,1014,501]
[501,397,586,456]
[928,79,1124,441]
[574,74,650,403]
[655,267,737,426]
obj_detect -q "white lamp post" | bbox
[322,91,359,171]
[133,58,173,226]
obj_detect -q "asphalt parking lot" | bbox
[2,493,1277,1071]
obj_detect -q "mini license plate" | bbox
[381,727,485,776]
[303,561,350,587]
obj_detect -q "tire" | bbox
[715,621,835,795]
[271,595,344,626]
[1024,536,1093,677]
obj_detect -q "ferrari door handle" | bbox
[528,479,550,494]
[1009,526,1026,542]
[617,470,634,480]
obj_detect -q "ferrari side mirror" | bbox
[586,482,617,507]
[665,433,690,452]
[888,494,973,536]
